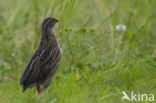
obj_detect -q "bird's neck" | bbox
[39,27,57,47]
[42,27,55,37]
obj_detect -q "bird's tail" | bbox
[22,86,27,92]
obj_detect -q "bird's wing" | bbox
[20,50,40,86]
[40,47,53,63]
[39,46,61,87]
[39,46,59,64]
[20,44,60,91]
[20,46,57,85]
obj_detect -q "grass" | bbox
[0,0,156,103]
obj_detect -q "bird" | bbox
[20,17,62,95]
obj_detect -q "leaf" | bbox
[130,41,136,49]
[0,64,26,75]
[128,31,133,40]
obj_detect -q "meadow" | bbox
[0,0,156,103]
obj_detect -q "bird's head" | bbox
[41,17,59,33]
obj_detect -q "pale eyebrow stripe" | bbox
[42,18,51,27]
[42,18,52,29]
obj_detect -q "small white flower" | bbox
[11,53,15,56]
[116,24,127,31]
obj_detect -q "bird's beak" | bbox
[55,19,59,23]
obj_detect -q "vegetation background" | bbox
[0,0,156,103]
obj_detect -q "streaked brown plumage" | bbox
[20,17,62,95]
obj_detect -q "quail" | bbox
[20,17,62,95]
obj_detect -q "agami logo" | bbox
[122,91,154,102]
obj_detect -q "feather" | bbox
[19,17,61,94]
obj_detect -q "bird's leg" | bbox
[38,90,42,97]
[37,85,42,98]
